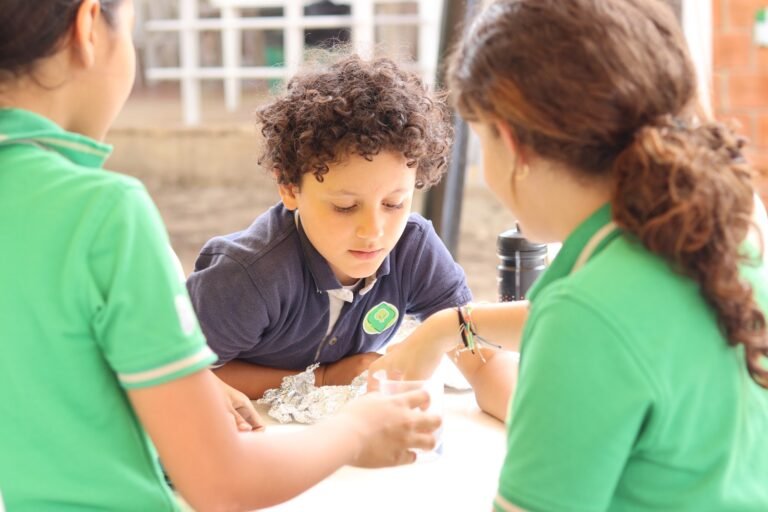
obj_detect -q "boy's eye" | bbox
[384,202,404,210]
[333,204,357,213]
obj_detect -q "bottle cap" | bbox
[497,224,547,257]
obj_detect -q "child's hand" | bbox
[216,377,265,432]
[338,390,441,468]
[368,308,458,385]
[318,352,381,386]
[368,337,444,387]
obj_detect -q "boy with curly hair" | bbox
[187,54,471,399]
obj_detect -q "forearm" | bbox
[427,301,530,354]
[461,301,529,352]
[214,360,319,399]
[222,417,361,509]
[130,370,361,512]
[450,347,518,422]
[371,302,528,382]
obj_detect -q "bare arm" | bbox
[370,301,529,380]
[129,368,440,512]
[369,302,528,420]
[449,347,518,422]
[214,360,308,400]
[454,301,529,353]
[215,352,382,400]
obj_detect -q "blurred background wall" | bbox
[106,0,768,301]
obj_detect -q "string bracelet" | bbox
[456,305,503,356]
[457,306,476,354]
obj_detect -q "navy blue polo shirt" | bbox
[187,203,472,369]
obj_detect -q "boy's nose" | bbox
[356,210,384,239]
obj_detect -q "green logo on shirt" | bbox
[363,302,399,335]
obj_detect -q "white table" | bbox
[259,388,506,512]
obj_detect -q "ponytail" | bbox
[612,116,768,388]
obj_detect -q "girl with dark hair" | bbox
[370,0,768,509]
[0,1,439,510]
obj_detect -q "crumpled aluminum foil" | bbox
[257,363,368,424]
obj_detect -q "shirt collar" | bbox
[527,203,620,302]
[0,108,112,168]
[294,211,392,294]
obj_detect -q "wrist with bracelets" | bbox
[456,305,502,356]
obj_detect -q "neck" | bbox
[0,56,93,138]
[523,161,613,242]
[552,186,612,241]
[2,86,66,126]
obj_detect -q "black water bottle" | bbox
[497,224,547,301]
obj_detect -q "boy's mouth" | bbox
[348,249,383,260]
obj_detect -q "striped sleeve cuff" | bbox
[117,345,218,389]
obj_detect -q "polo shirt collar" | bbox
[0,108,112,168]
[527,203,621,302]
[295,212,392,294]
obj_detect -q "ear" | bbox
[70,0,101,69]
[277,183,300,211]
[494,120,526,165]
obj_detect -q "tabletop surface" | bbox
[258,388,507,512]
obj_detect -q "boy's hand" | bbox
[216,375,265,432]
[319,352,382,386]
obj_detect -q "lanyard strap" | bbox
[571,221,620,273]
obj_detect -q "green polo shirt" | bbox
[0,109,216,511]
[495,204,768,512]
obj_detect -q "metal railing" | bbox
[143,0,444,125]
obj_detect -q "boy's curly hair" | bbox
[256,54,453,189]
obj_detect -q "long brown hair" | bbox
[450,0,768,388]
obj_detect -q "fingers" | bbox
[407,431,439,452]
[366,374,380,392]
[413,411,442,434]
[395,450,418,467]
[226,397,266,432]
[399,388,432,410]
[226,409,250,432]
[227,404,253,432]
[385,342,404,354]
[236,403,266,432]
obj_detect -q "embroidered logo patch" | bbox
[363,302,399,335]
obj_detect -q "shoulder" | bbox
[197,203,299,267]
[5,140,145,195]
[529,233,720,379]
[22,148,154,231]
[190,203,304,290]
[403,212,435,236]
[565,235,703,314]
[392,213,443,253]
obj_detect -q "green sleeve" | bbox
[497,288,655,512]
[87,181,215,389]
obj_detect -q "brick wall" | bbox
[713,0,768,183]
